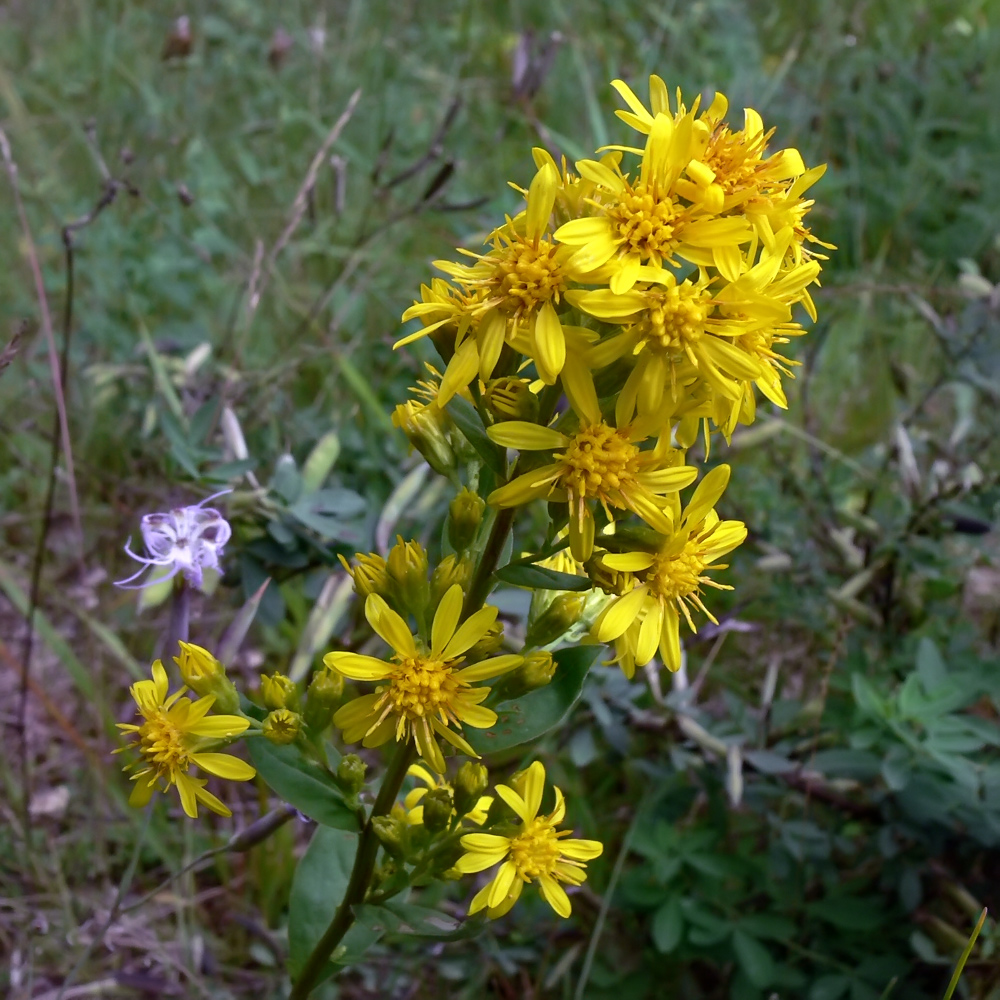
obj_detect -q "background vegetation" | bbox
[2,0,1000,997]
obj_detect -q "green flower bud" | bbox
[338,551,390,599]
[372,815,408,860]
[453,762,489,817]
[336,753,367,795]
[392,399,456,477]
[447,488,486,551]
[174,641,240,715]
[260,672,299,711]
[484,376,538,422]
[303,666,344,732]
[465,622,503,663]
[525,593,587,647]
[263,708,302,745]
[497,650,557,701]
[386,537,430,617]
[431,554,473,608]
[421,787,455,833]
[584,551,632,596]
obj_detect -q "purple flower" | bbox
[115,490,233,590]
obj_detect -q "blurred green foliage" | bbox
[3,0,1000,997]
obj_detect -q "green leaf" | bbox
[301,432,342,493]
[467,646,598,754]
[270,454,302,503]
[136,564,175,612]
[808,897,885,932]
[652,896,683,953]
[446,395,505,475]
[247,739,359,831]
[494,561,593,592]
[916,637,947,691]
[809,975,852,1000]
[732,929,776,988]
[288,828,380,983]
[851,674,885,717]
[378,900,470,938]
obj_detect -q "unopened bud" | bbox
[453,762,489,817]
[525,593,587,647]
[263,708,302,745]
[304,666,344,732]
[584,552,632,596]
[498,650,557,701]
[422,787,454,832]
[372,815,408,860]
[465,621,503,662]
[392,400,456,477]
[339,551,389,599]
[260,672,299,711]
[431,554,472,608]
[336,753,367,794]
[174,641,240,714]
[386,537,430,616]
[447,488,486,551]
[484,376,538,422]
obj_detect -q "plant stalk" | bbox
[289,740,416,999]
[463,505,515,618]
[291,477,517,997]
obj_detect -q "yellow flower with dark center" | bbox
[116,660,255,818]
[486,402,696,561]
[591,464,747,675]
[325,586,522,773]
[398,162,587,387]
[456,761,602,918]
[402,763,492,826]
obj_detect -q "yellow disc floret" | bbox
[606,180,682,262]
[637,281,711,355]
[493,233,567,314]
[556,423,642,501]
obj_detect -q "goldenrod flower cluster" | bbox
[115,75,826,934]
[325,75,828,920]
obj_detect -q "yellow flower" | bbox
[398,162,588,387]
[455,761,602,918]
[591,465,747,676]
[569,232,821,422]
[116,660,255,818]
[486,402,697,562]
[402,763,492,826]
[554,112,752,293]
[326,586,522,773]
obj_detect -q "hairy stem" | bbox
[289,740,416,999]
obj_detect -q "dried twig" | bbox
[248,88,362,318]
[0,321,26,378]
[0,127,83,554]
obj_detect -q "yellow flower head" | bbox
[326,586,523,772]
[554,113,752,293]
[116,660,255,818]
[486,400,697,562]
[402,763,492,826]
[591,464,747,675]
[456,761,602,919]
[399,162,592,390]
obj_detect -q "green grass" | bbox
[2,0,1000,997]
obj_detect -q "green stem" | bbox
[291,456,519,997]
[463,505,515,618]
[289,740,416,999]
